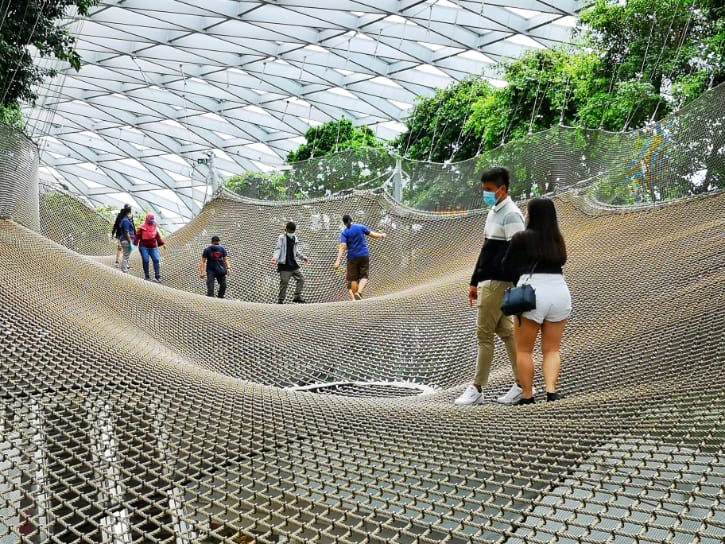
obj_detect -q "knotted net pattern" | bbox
[0,88,723,543]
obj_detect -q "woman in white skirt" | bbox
[502,198,571,405]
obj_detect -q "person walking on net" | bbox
[116,207,135,274]
[455,167,528,406]
[502,198,571,405]
[200,236,231,298]
[272,222,310,304]
[111,204,134,267]
[134,214,165,282]
[333,214,386,301]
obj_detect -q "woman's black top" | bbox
[502,229,566,284]
[111,212,125,237]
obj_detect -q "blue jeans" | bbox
[139,246,161,279]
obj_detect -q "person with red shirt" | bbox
[133,214,165,282]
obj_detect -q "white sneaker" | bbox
[454,384,482,406]
[496,383,536,405]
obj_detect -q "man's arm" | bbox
[224,256,231,275]
[367,231,387,240]
[333,243,347,269]
[271,235,282,265]
[200,257,207,278]
[468,241,486,307]
[295,245,310,264]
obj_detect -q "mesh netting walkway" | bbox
[0,182,723,542]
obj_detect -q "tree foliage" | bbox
[0,0,99,110]
[578,0,724,128]
[393,77,493,162]
[392,0,724,206]
[286,119,384,162]
[0,103,23,129]
[398,0,724,161]
[223,171,291,200]
[282,119,393,198]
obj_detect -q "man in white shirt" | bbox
[455,167,529,406]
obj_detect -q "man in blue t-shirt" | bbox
[333,214,387,300]
[200,236,231,298]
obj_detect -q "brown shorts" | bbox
[346,256,370,283]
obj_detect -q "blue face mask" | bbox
[286,233,295,239]
[483,191,498,207]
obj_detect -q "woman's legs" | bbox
[514,317,540,399]
[540,319,567,394]
[149,247,161,279]
[138,246,150,278]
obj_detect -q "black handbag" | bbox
[501,263,537,323]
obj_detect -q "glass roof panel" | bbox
[25,0,584,228]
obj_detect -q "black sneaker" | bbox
[515,397,535,406]
[546,392,562,402]
[292,296,307,303]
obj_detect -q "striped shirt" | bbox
[470,196,525,286]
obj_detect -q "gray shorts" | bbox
[518,273,572,324]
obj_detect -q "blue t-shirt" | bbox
[117,217,135,241]
[341,224,371,260]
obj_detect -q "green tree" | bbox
[394,77,494,162]
[1,0,99,113]
[286,119,383,162]
[396,0,724,207]
[286,119,393,198]
[579,0,724,127]
[467,49,598,146]
[0,103,23,129]
[223,171,291,200]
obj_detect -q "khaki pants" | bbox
[474,280,518,386]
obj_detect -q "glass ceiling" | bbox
[25,0,583,229]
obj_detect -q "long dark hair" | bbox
[526,198,566,264]
[111,204,131,236]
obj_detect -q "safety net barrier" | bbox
[247,82,725,213]
[0,74,724,543]
[0,125,39,232]
[38,185,115,256]
[1,168,724,542]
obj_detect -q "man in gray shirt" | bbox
[272,221,310,303]
[455,167,528,406]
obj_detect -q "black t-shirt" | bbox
[203,245,228,274]
[502,230,566,284]
[278,236,299,271]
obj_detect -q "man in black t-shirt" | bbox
[200,236,231,298]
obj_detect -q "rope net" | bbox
[0,86,723,544]
[38,188,115,256]
[263,83,724,212]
